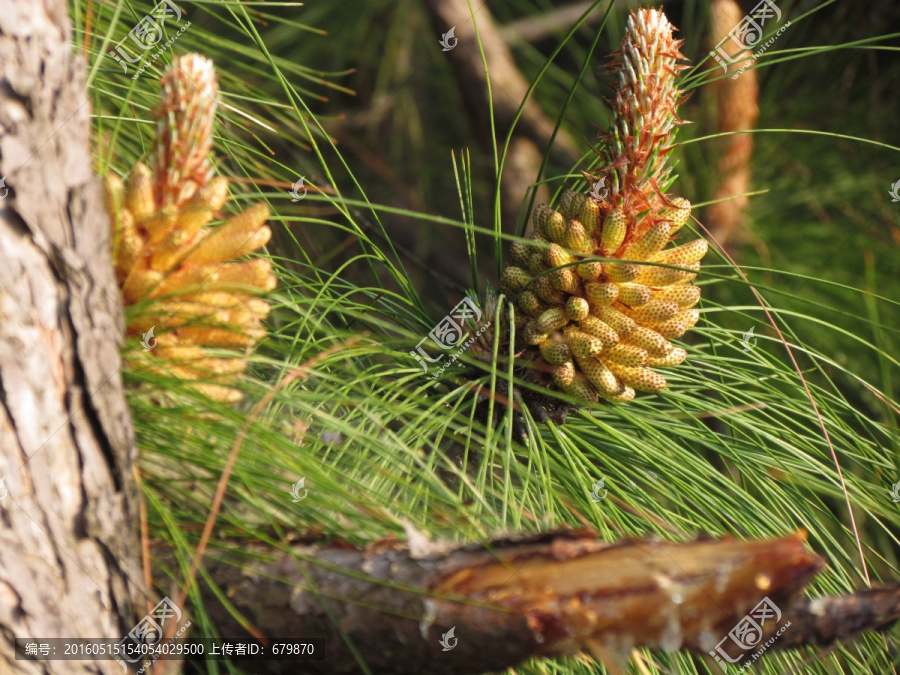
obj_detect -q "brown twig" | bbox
[497,0,674,46]
[134,465,154,618]
[83,0,94,60]
[422,0,579,228]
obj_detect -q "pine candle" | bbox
[501,9,706,403]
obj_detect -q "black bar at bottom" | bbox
[14,638,325,661]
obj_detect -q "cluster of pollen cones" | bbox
[500,9,706,404]
[502,191,704,403]
[105,54,276,402]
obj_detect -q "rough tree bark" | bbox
[0,1,143,672]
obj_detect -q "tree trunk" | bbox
[0,1,142,672]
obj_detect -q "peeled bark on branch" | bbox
[0,1,142,672]
[195,528,900,674]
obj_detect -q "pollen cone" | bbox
[105,54,276,402]
[501,9,704,404]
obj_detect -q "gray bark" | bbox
[0,0,142,672]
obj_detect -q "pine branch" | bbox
[422,0,580,232]
[422,0,580,161]
[188,529,900,673]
